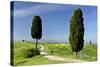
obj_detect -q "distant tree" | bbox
[22,40,25,42]
[69,8,84,58]
[90,40,92,45]
[31,16,42,55]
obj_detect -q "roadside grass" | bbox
[43,43,97,61]
[79,44,97,61]
[43,43,73,58]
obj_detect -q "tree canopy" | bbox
[69,8,84,57]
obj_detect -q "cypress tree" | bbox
[31,16,42,55]
[69,8,84,58]
[90,40,92,45]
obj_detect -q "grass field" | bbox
[12,41,97,66]
[13,41,65,66]
[43,43,97,61]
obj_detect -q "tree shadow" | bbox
[24,48,40,58]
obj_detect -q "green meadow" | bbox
[12,41,97,66]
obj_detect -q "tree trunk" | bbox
[73,52,74,59]
[36,39,38,55]
[76,52,78,59]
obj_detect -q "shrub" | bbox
[24,49,36,58]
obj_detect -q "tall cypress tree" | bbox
[69,8,84,58]
[31,16,42,55]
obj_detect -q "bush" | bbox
[51,50,53,55]
[24,49,36,58]
[24,48,41,58]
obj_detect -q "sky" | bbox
[11,1,97,43]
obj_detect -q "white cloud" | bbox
[13,4,76,18]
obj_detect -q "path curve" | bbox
[39,45,83,62]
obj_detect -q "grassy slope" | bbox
[43,43,97,61]
[13,41,97,66]
[13,41,65,66]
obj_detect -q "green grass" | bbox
[13,41,65,66]
[43,43,97,61]
[12,41,97,66]
[17,55,65,66]
[43,43,73,58]
[79,44,97,61]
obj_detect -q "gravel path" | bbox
[40,45,83,62]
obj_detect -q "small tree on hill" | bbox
[90,40,92,45]
[31,16,42,55]
[69,8,84,58]
[22,40,25,42]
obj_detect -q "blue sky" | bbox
[12,1,97,43]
